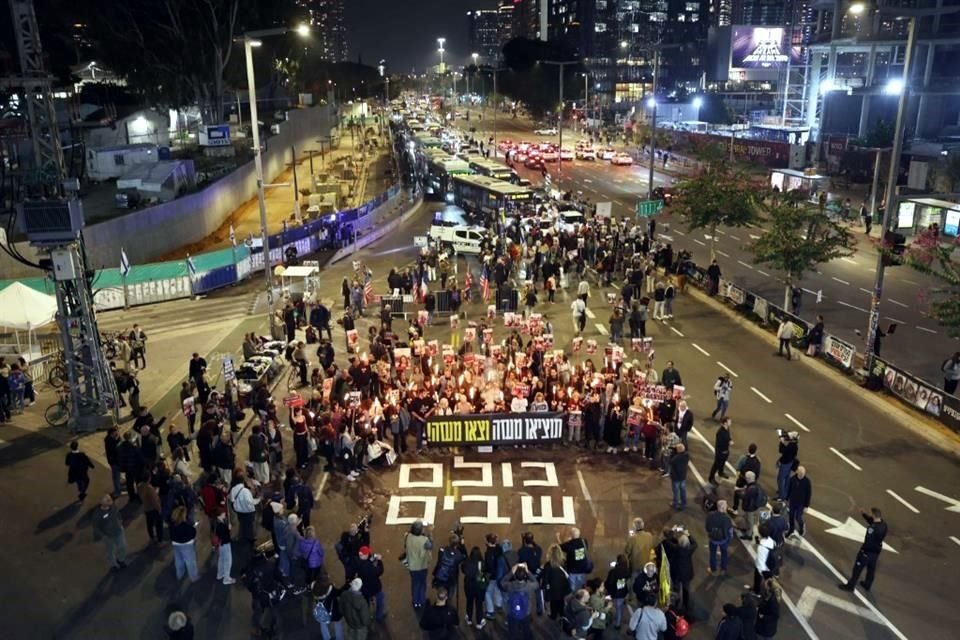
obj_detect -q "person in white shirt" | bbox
[777,320,796,360]
[571,298,587,335]
[577,279,590,302]
[228,471,260,544]
[753,522,777,593]
[628,592,667,640]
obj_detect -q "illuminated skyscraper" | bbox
[300,0,348,62]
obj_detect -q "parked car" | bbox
[559,149,575,161]
[600,147,617,160]
[534,127,558,135]
[524,156,545,170]
[541,147,559,162]
[611,152,634,166]
[575,146,597,160]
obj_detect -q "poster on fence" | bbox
[881,360,944,418]
[823,335,855,369]
[753,296,768,321]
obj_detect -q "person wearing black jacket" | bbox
[676,402,693,448]
[517,532,543,614]
[715,603,743,640]
[65,441,94,501]
[708,418,733,484]
[755,578,781,639]
[310,303,333,341]
[104,427,123,498]
[213,433,236,485]
[669,443,689,511]
[462,547,488,629]
[117,431,144,503]
[604,554,631,629]
[838,507,888,592]
[786,466,812,538]
[540,544,571,621]
[732,444,762,512]
[419,586,459,639]
[735,592,758,640]
[662,529,697,616]
[776,434,799,500]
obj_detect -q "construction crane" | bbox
[4,0,119,432]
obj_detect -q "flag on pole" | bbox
[229,224,236,247]
[480,264,490,302]
[463,268,473,302]
[120,248,130,277]
[186,254,197,276]
[363,269,374,305]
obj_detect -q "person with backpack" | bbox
[732,444,762,513]
[432,533,465,609]
[739,471,767,540]
[483,533,508,619]
[753,523,777,593]
[540,543,571,622]
[705,500,735,576]
[419,585,460,639]
[404,520,434,610]
[462,547,489,629]
[499,562,539,639]
[311,579,344,640]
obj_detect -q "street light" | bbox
[849,0,960,367]
[239,25,310,298]
[543,60,577,183]
[437,37,446,72]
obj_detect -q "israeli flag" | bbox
[186,254,197,276]
[120,248,130,277]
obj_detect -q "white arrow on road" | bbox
[805,508,898,553]
[658,234,674,242]
[914,485,960,512]
[749,233,761,240]
[795,587,885,625]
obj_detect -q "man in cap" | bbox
[356,545,386,621]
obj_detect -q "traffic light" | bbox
[881,231,907,266]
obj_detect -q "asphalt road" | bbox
[2,188,959,640]
[463,116,958,385]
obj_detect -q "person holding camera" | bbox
[356,546,386,621]
[776,431,799,501]
[564,588,600,638]
[483,533,509,619]
[711,374,732,421]
[338,515,372,581]
[403,520,434,610]
[499,562,540,639]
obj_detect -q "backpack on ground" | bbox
[312,598,331,624]
[506,589,530,621]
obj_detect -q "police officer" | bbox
[838,507,887,592]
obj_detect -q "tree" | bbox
[673,145,758,260]
[902,228,960,336]
[747,191,856,309]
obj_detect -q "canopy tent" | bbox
[0,282,58,362]
[0,282,57,330]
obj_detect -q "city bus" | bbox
[450,174,534,216]
[424,152,473,200]
[468,157,517,182]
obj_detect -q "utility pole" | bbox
[543,60,576,184]
[647,49,659,201]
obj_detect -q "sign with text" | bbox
[426,412,565,446]
[823,335,855,369]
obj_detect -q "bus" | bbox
[424,152,473,200]
[450,174,534,215]
[468,158,516,182]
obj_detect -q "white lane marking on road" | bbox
[717,250,730,258]
[691,343,711,357]
[951,536,960,548]
[841,257,858,264]
[888,299,908,308]
[796,539,908,639]
[583,179,593,183]
[829,447,863,471]
[859,287,872,294]
[576,468,598,519]
[837,300,869,313]
[716,229,726,235]
[885,489,920,514]
[750,386,773,403]
[749,233,761,240]
[670,327,685,337]
[885,316,906,324]
[901,278,919,285]
[796,587,883,625]
[716,361,739,377]
[832,277,850,285]
[729,234,741,241]
[784,413,811,433]
[914,485,960,512]
[737,260,754,270]
[313,472,329,500]
[675,230,686,236]
[757,269,770,277]
[802,288,819,297]
[916,326,938,334]
[693,238,706,246]
[595,323,609,336]
[584,308,596,319]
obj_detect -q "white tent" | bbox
[0,282,57,330]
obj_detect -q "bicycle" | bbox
[45,388,71,427]
[287,359,309,392]
[47,351,67,388]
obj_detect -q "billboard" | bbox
[426,412,565,446]
[731,26,800,70]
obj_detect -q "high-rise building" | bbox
[512,0,548,40]
[300,0,348,62]
[468,9,502,63]
[498,1,516,49]
[733,0,788,26]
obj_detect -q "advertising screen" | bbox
[731,27,800,69]
[945,209,960,236]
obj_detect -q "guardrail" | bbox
[682,262,960,434]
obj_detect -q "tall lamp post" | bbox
[470,52,479,96]
[240,23,310,297]
[644,42,681,200]
[543,60,577,183]
[853,1,960,368]
[437,37,446,73]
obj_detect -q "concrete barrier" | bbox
[329,194,424,265]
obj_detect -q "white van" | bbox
[428,224,486,254]
[556,210,585,233]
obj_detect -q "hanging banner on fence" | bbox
[753,296,768,321]
[823,335,855,369]
[880,359,946,419]
[426,412,565,446]
[725,282,746,305]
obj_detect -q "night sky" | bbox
[345,0,498,73]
